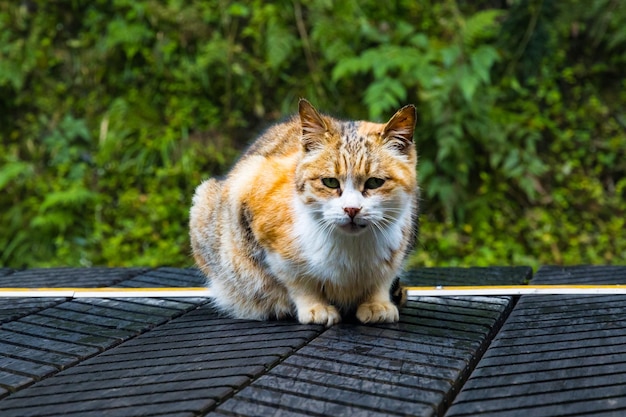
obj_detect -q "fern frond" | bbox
[463,9,504,47]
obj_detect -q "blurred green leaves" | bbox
[0,0,625,269]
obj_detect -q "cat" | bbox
[189,99,418,326]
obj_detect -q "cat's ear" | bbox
[299,99,328,152]
[383,104,416,152]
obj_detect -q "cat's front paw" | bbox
[297,303,341,327]
[356,301,399,324]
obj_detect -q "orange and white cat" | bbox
[190,99,418,326]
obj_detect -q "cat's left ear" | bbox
[299,99,328,152]
[383,104,416,152]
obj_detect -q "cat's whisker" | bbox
[371,221,395,245]
[318,222,337,243]
[378,207,406,217]
[378,216,401,227]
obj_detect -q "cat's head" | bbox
[295,99,418,236]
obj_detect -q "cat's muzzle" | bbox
[338,219,368,234]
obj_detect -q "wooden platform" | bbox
[0,266,624,416]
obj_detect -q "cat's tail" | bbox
[390,277,408,307]
[191,178,222,212]
[190,179,223,280]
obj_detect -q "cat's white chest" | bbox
[288,198,406,285]
[300,229,393,283]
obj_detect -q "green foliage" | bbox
[1,0,625,269]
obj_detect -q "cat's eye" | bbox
[364,177,385,190]
[322,178,341,189]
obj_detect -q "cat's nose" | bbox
[344,207,361,219]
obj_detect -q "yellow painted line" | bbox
[0,289,76,297]
[1,285,626,298]
[406,285,626,297]
[0,287,212,298]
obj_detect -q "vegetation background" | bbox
[1,0,625,270]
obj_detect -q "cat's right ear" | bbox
[382,104,416,154]
[299,99,328,152]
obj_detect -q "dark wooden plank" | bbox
[252,374,434,417]
[104,296,201,311]
[49,354,284,377]
[80,341,302,367]
[0,268,148,324]
[0,296,324,416]
[403,266,531,286]
[450,386,626,417]
[33,365,263,387]
[0,267,530,416]
[0,330,99,357]
[0,370,34,393]
[117,270,209,306]
[0,268,209,398]
[312,325,471,358]
[228,385,404,417]
[283,344,451,392]
[215,399,315,417]
[119,267,205,287]
[212,267,531,417]
[0,390,221,417]
[0,380,235,406]
[108,329,319,354]
[529,265,626,284]
[0,355,58,378]
[19,313,136,340]
[0,298,67,324]
[0,321,118,349]
[446,265,626,417]
[0,267,148,287]
[271,362,443,406]
[304,328,466,375]
[0,341,79,369]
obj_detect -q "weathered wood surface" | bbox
[446,266,626,417]
[4,266,624,416]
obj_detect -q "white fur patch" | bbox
[274,186,411,287]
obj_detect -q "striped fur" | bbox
[189,100,418,326]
